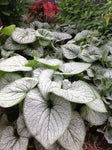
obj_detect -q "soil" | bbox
[27,127,112,150]
[83,127,112,150]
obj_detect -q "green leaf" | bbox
[25,60,37,68]
[81,106,107,126]
[2,11,10,16]
[50,80,96,103]
[24,89,71,149]
[0,0,9,5]
[1,25,16,36]
[58,112,85,150]
[25,0,35,2]
[3,37,27,51]
[0,126,28,150]
[12,28,36,44]
[62,44,81,59]
[36,58,62,70]
[0,55,32,72]
[0,77,38,107]
[56,62,91,75]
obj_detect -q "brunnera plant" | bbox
[0,21,109,150]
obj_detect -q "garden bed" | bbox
[1,1,112,150]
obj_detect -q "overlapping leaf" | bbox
[0,55,32,72]
[3,37,27,51]
[58,112,85,150]
[52,32,72,42]
[38,69,60,99]
[0,73,21,90]
[0,77,38,107]
[86,87,107,112]
[56,62,91,75]
[0,126,28,150]
[81,106,108,126]
[62,44,81,59]
[50,80,96,103]
[35,58,62,70]
[24,89,71,149]
[12,28,36,44]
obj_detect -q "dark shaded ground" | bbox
[27,127,112,150]
[83,127,112,150]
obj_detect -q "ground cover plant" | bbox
[58,0,112,40]
[0,21,112,150]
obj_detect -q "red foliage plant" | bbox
[29,0,60,18]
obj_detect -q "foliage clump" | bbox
[58,0,112,40]
[0,21,112,150]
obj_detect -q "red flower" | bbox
[42,0,60,18]
[28,0,60,18]
[28,0,43,14]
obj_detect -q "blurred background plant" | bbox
[0,0,35,27]
[57,0,112,40]
[23,0,60,24]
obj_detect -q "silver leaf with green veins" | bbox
[0,55,32,72]
[38,69,60,100]
[50,80,96,103]
[1,46,14,58]
[86,87,107,112]
[80,106,107,126]
[0,73,21,90]
[12,28,36,44]
[24,89,71,149]
[62,44,81,59]
[58,111,85,150]
[32,66,47,80]
[37,29,55,41]
[3,37,27,51]
[17,115,30,138]
[0,77,38,107]
[57,62,91,75]
[52,32,72,42]
[0,126,28,150]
